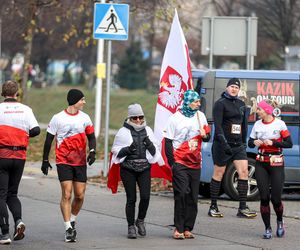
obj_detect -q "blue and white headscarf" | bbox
[180,90,200,118]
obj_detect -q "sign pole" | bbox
[93,1,129,176]
[103,40,112,177]
[94,0,106,139]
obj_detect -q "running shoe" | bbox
[263,227,272,239]
[0,234,11,245]
[237,206,257,218]
[276,220,285,238]
[14,219,25,241]
[71,221,77,240]
[65,227,76,242]
[173,229,185,240]
[208,205,224,218]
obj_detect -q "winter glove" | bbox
[143,136,153,149]
[87,149,96,165]
[128,141,137,153]
[41,160,52,175]
[224,143,232,155]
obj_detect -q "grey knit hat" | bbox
[127,103,144,117]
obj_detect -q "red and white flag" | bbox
[154,9,193,142]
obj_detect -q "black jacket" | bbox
[117,122,156,160]
[213,92,248,146]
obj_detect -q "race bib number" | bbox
[270,155,284,167]
[231,124,241,134]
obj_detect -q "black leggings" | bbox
[120,167,151,226]
[0,158,25,234]
[255,161,285,228]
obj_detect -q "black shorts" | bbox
[212,142,247,166]
[56,164,87,182]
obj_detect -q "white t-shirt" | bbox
[47,109,94,166]
[0,101,39,159]
[250,118,289,153]
[164,111,208,149]
[164,110,208,169]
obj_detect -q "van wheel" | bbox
[199,183,211,198]
[222,158,260,201]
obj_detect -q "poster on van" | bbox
[215,78,299,123]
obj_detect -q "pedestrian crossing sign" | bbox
[93,3,129,40]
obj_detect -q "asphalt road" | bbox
[4,162,300,250]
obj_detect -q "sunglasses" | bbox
[131,116,144,121]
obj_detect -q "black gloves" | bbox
[143,136,153,149]
[128,141,137,153]
[87,149,96,165]
[224,143,232,155]
[41,160,52,175]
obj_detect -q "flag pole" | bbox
[190,78,202,129]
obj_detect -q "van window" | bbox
[214,77,299,124]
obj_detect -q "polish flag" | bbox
[153,9,194,179]
[154,9,193,142]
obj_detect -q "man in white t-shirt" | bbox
[0,80,40,244]
[41,89,96,243]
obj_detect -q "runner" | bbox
[0,80,40,244]
[164,90,210,239]
[41,89,96,242]
[248,99,292,239]
[208,78,257,218]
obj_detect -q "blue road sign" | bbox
[93,3,129,40]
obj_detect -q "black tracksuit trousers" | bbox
[172,163,200,233]
[0,158,25,234]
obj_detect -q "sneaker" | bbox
[135,219,146,236]
[0,234,11,245]
[14,219,26,241]
[127,225,137,239]
[71,221,77,240]
[208,205,223,218]
[263,227,272,239]
[237,206,257,218]
[276,220,285,238]
[184,230,195,239]
[65,227,76,242]
[173,229,185,240]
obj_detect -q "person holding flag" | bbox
[164,90,210,239]
[153,10,208,239]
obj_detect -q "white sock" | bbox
[64,221,72,230]
[70,214,77,223]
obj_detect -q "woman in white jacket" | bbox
[110,103,162,239]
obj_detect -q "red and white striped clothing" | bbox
[164,110,208,169]
[0,101,39,159]
[47,109,94,166]
[250,118,290,154]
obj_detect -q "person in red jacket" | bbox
[0,80,40,244]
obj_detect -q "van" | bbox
[192,69,300,200]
